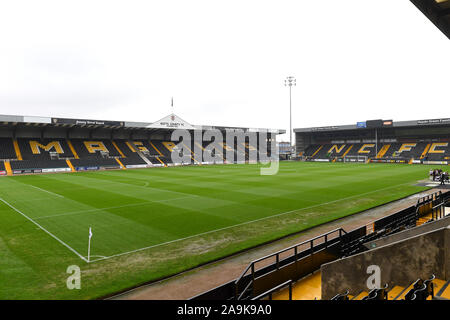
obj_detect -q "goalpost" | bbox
[343,155,369,163]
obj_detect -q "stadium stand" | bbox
[17,138,75,159]
[0,113,283,175]
[250,272,450,300]
[0,161,6,176]
[113,140,151,166]
[151,141,175,164]
[0,136,255,174]
[70,157,120,169]
[70,139,119,159]
[221,142,236,163]
[133,140,165,166]
[191,191,450,300]
[302,141,450,163]
[0,138,18,160]
[382,142,425,159]
[10,159,70,171]
[425,142,450,161]
[296,118,450,164]
[330,274,450,300]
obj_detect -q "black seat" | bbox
[404,279,423,300]
[331,290,349,301]
[362,283,388,300]
[412,275,435,300]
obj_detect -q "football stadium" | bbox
[0,0,449,311]
[0,112,449,302]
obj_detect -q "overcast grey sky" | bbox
[0,1,449,141]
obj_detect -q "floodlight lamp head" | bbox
[285,76,296,86]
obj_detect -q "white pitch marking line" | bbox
[26,184,64,198]
[0,197,88,262]
[88,181,415,263]
[86,255,107,259]
[33,195,195,221]
[91,172,201,198]
[9,197,56,203]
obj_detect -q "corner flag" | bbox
[87,227,93,262]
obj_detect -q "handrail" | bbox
[416,190,442,207]
[423,274,436,299]
[337,191,449,257]
[235,227,345,281]
[404,275,435,300]
[431,202,445,220]
[362,283,388,300]
[237,280,253,301]
[251,280,293,301]
[235,265,253,289]
[252,227,345,265]
[234,191,448,300]
[331,290,349,301]
[234,227,346,299]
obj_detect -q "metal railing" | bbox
[341,191,450,257]
[416,190,442,207]
[251,280,293,301]
[430,198,449,221]
[416,190,448,222]
[192,191,450,301]
[330,290,350,301]
[234,228,346,300]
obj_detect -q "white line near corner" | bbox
[0,197,88,262]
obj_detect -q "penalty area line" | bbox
[10,179,65,199]
[27,184,64,198]
[0,197,88,263]
[88,181,415,263]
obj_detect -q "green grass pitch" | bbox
[0,162,434,299]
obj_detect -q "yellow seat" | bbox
[272,272,321,300]
[351,291,368,300]
[394,282,415,300]
[387,286,404,300]
[432,278,447,293]
[434,279,450,299]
